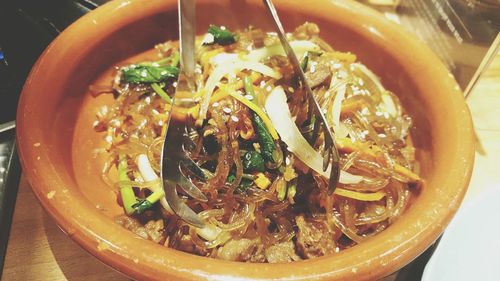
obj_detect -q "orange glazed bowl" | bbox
[16,0,474,280]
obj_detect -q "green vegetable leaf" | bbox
[242,151,265,172]
[151,82,172,103]
[252,113,276,163]
[243,76,257,101]
[132,199,153,214]
[205,25,237,46]
[122,65,179,83]
[228,173,255,194]
[244,76,281,166]
[227,174,236,183]
[301,52,309,71]
[234,179,254,194]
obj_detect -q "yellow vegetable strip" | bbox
[336,137,421,182]
[200,47,224,67]
[340,98,365,115]
[229,91,279,140]
[334,188,385,201]
[247,40,321,62]
[209,72,262,103]
[324,51,357,63]
[199,60,281,121]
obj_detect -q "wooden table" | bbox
[2,52,500,281]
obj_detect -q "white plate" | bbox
[422,187,500,281]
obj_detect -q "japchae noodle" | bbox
[92,23,421,262]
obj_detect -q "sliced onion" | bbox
[196,223,222,241]
[264,86,362,184]
[209,53,239,66]
[329,83,346,134]
[247,40,321,62]
[351,63,384,94]
[136,154,172,213]
[137,154,159,182]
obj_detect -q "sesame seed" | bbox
[244,95,254,100]
[231,116,239,122]
[310,63,317,73]
[111,120,121,127]
[47,190,56,199]
[223,107,232,114]
[212,102,220,107]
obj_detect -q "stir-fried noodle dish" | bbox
[92,23,422,262]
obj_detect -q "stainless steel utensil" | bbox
[0,121,15,134]
[160,0,206,228]
[262,0,340,194]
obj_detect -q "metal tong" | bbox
[262,0,340,194]
[160,0,206,228]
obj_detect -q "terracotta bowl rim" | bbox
[16,0,475,280]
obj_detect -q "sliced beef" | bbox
[292,22,320,40]
[177,234,209,256]
[216,238,265,262]
[305,62,331,88]
[264,241,301,263]
[295,215,336,258]
[144,219,165,243]
[115,215,166,243]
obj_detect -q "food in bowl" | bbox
[91,22,421,262]
[17,0,474,278]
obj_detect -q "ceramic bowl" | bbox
[16,0,474,280]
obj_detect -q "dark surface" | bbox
[0,0,107,277]
[393,238,441,281]
[0,130,20,279]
